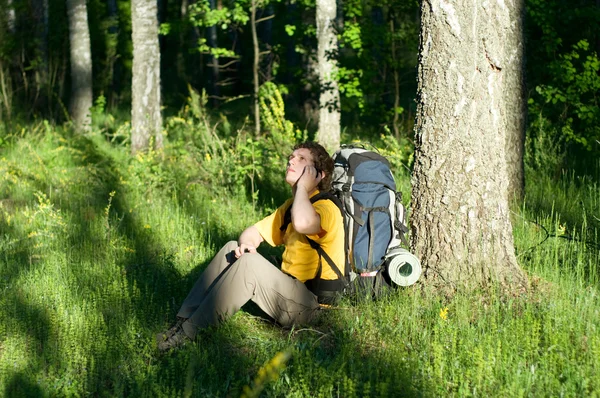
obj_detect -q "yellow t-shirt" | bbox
[254,190,344,283]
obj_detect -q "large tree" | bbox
[410,0,528,292]
[131,0,163,154]
[66,0,93,131]
[315,0,340,151]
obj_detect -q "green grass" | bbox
[0,122,599,397]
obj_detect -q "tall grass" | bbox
[0,113,599,396]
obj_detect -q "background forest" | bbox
[1,0,599,397]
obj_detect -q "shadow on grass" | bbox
[3,371,44,398]
[149,304,432,397]
[1,287,54,396]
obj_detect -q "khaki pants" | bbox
[177,241,320,339]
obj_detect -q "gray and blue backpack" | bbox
[331,145,421,296]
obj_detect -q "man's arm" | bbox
[291,166,322,235]
[235,225,264,258]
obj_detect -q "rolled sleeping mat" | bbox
[386,248,422,287]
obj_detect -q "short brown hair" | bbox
[293,142,334,191]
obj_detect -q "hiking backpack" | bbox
[331,145,420,292]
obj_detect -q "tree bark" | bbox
[66,0,93,132]
[32,0,49,108]
[6,0,15,33]
[131,0,163,154]
[410,0,528,292]
[315,0,340,152]
[106,0,120,109]
[207,0,220,105]
[251,0,261,136]
[503,0,526,200]
[390,18,401,140]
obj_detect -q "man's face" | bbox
[286,148,315,186]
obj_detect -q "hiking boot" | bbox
[157,325,191,352]
[159,318,185,340]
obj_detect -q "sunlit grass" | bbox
[0,122,599,396]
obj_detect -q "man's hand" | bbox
[234,243,257,258]
[235,226,263,258]
[295,165,322,193]
[291,166,323,235]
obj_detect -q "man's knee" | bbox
[237,252,270,268]
[223,240,238,251]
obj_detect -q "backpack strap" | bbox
[365,206,388,269]
[279,192,348,302]
[280,191,343,232]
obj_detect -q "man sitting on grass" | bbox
[158,141,345,352]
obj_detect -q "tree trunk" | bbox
[503,0,526,200]
[251,0,261,136]
[131,0,163,154]
[6,0,15,33]
[106,0,120,109]
[32,0,49,109]
[597,0,600,57]
[207,0,220,104]
[66,0,93,132]
[410,0,528,292]
[315,0,340,152]
[390,18,400,140]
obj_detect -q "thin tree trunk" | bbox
[177,0,190,85]
[207,0,220,103]
[0,61,11,121]
[251,0,261,136]
[131,0,163,154]
[1,1,15,120]
[259,5,274,82]
[315,0,341,152]
[7,0,15,33]
[66,0,93,132]
[284,0,298,86]
[597,0,600,57]
[32,0,49,109]
[390,18,400,140]
[410,0,528,293]
[106,0,120,109]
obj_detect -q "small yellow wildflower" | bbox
[242,350,292,398]
[439,307,449,321]
[144,224,151,229]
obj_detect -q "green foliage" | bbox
[332,0,419,133]
[529,40,600,152]
[190,0,250,28]
[284,24,296,36]
[336,67,364,109]
[259,82,306,150]
[525,0,600,172]
[189,0,250,59]
[159,23,171,36]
